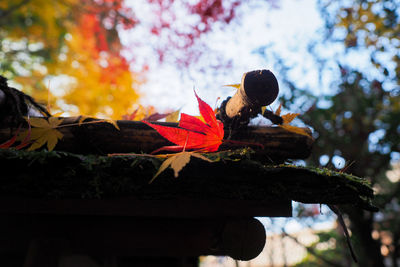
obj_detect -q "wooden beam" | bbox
[0,117,314,160]
[0,197,292,218]
[0,215,266,261]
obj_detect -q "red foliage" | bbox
[78,0,138,55]
[143,91,224,153]
[140,0,246,66]
[72,0,251,70]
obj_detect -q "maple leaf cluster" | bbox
[143,91,224,153]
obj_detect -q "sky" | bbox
[122,0,326,115]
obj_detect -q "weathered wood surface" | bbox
[0,197,292,218]
[0,116,314,160]
[223,69,279,119]
[0,216,265,261]
[0,149,376,211]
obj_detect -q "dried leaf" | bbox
[281,113,300,124]
[122,108,139,120]
[276,103,282,116]
[170,151,191,177]
[78,115,90,125]
[150,155,176,183]
[191,152,213,162]
[165,109,181,122]
[273,104,310,136]
[150,151,214,183]
[261,106,267,115]
[25,117,64,151]
[144,112,172,121]
[280,124,310,137]
[123,105,157,121]
[224,84,241,89]
[103,119,120,130]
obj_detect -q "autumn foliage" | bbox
[0,0,255,119]
[0,0,140,118]
[143,91,224,153]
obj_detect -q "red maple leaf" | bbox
[143,91,224,153]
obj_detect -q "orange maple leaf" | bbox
[273,104,310,137]
[143,91,224,153]
[281,113,300,124]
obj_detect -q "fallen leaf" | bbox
[122,108,139,120]
[150,151,214,183]
[165,109,181,122]
[26,117,64,151]
[143,91,224,153]
[280,124,310,136]
[103,119,120,130]
[275,103,282,116]
[190,152,214,163]
[78,115,90,125]
[281,113,300,124]
[224,84,241,89]
[144,112,172,121]
[261,106,267,115]
[273,104,309,136]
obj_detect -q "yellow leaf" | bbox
[28,135,48,151]
[275,103,282,116]
[149,155,177,184]
[149,151,215,183]
[51,112,64,117]
[261,106,267,115]
[49,116,64,127]
[224,84,241,89]
[26,117,64,151]
[191,152,213,162]
[28,117,51,128]
[78,115,90,125]
[170,152,192,177]
[280,125,311,137]
[165,109,181,122]
[103,119,120,130]
[281,113,300,124]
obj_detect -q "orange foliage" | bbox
[1,0,140,119]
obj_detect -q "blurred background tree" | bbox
[0,0,252,118]
[0,0,142,118]
[275,0,400,266]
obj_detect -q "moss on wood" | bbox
[0,148,376,211]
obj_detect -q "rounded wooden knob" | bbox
[221,218,266,261]
[225,69,279,119]
[242,69,279,107]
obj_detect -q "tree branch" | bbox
[0,0,31,24]
[328,205,358,263]
[281,229,344,267]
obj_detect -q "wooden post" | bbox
[217,69,279,127]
